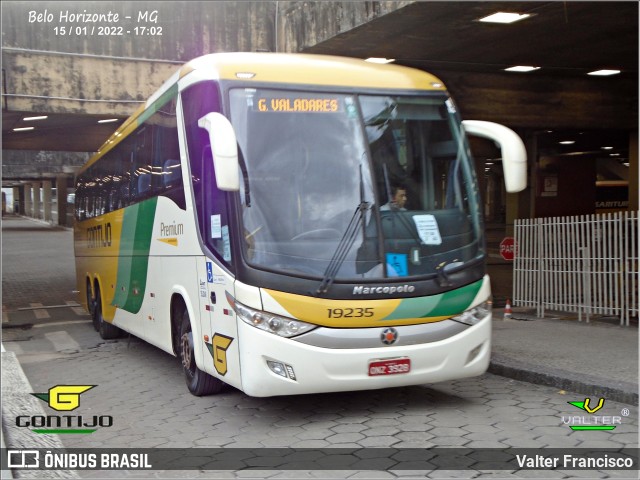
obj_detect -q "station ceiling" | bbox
[303,1,638,162]
[306,1,638,78]
[2,1,638,156]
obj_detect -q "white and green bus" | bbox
[75,52,526,397]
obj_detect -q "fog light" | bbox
[465,343,484,365]
[267,360,287,377]
[266,360,297,381]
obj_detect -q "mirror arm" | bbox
[462,120,527,193]
[198,113,240,191]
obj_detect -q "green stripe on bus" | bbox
[138,83,179,125]
[382,279,483,320]
[427,279,483,317]
[112,198,158,313]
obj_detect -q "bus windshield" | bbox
[229,88,483,282]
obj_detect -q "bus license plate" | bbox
[368,358,411,376]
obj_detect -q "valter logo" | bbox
[562,397,624,431]
[15,384,113,434]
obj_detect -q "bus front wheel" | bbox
[179,310,225,396]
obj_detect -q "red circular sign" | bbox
[500,237,515,261]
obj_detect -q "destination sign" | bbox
[256,97,341,113]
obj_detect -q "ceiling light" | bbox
[13,126,35,132]
[478,12,531,24]
[559,140,575,145]
[601,146,614,150]
[504,66,540,72]
[23,115,48,121]
[588,69,621,76]
[365,57,395,64]
[610,153,620,157]
[98,118,119,124]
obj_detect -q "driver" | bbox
[381,185,408,211]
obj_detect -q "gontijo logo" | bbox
[15,385,113,434]
[31,385,94,411]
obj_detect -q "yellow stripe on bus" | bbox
[262,289,450,328]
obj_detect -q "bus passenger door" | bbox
[195,146,241,389]
[197,258,240,389]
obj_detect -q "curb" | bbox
[1,345,79,478]
[489,353,639,406]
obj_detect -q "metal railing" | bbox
[513,211,638,326]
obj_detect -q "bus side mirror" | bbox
[462,120,527,193]
[198,113,240,191]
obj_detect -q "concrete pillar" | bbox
[56,176,69,227]
[43,180,53,223]
[24,183,32,217]
[33,182,41,219]
[12,187,20,213]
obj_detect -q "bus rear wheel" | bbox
[86,280,96,325]
[179,309,225,396]
[94,288,121,340]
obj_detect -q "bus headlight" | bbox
[229,297,317,338]
[450,300,492,326]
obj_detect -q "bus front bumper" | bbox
[237,313,491,397]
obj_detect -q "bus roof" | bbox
[180,52,446,92]
[87,53,447,171]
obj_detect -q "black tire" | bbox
[179,309,224,396]
[94,288,121,340]
[89,282,99,332]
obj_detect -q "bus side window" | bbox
[203,146,233,266]
[151,100,184,208]
[138,172,153,196]
[181,81,227,262]
[163,159,181,188]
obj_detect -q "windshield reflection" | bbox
[229,88,483,282]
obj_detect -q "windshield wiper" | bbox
[239,153,251,207]
[316,166,370,295]
[316,201,369,295]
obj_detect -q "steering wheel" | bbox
[291,229,342,241]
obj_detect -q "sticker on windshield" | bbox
[222,225,231,262]
[386,253,408,277]
[412,214,442,245]
[211,214,222,239]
